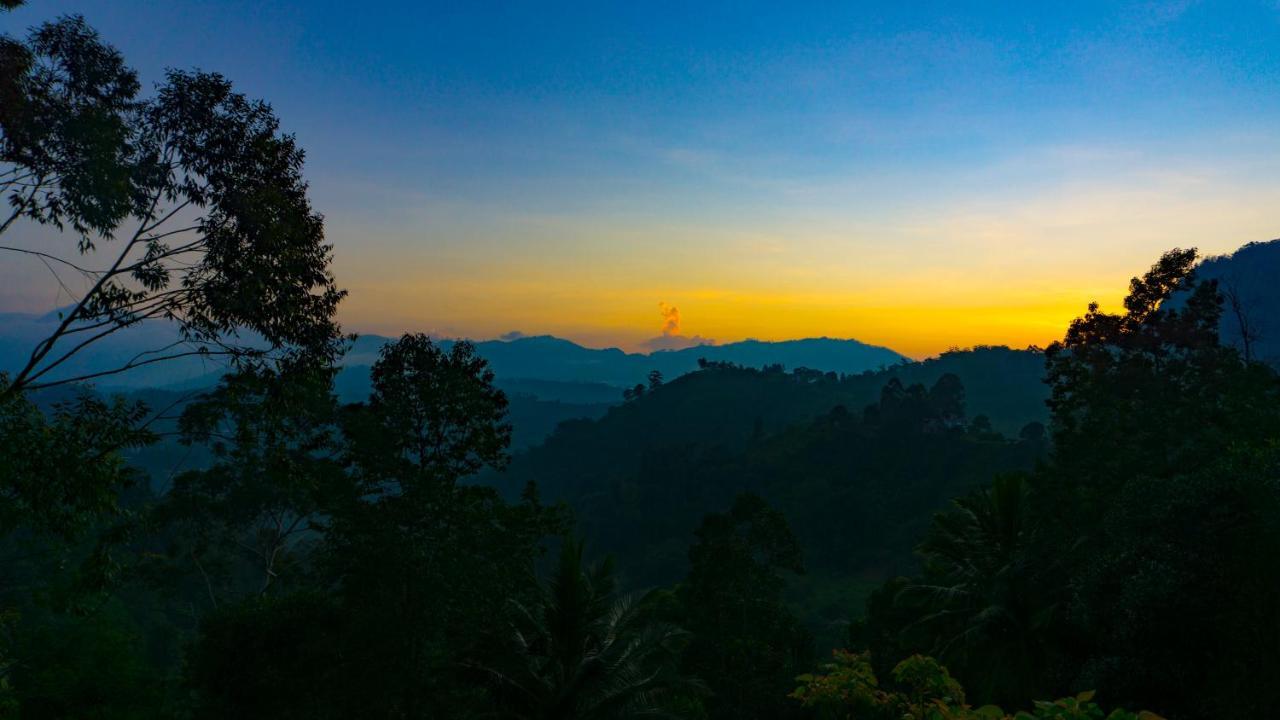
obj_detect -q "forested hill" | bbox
[500,345,1046,487]
[345,334,911,388]
[490,346,1049,590]
[1193,238,1280,364]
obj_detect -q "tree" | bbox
[1019,248,1280,716]
[0,375,152,542]
[1038,247,1280,548]
[185,591,350,720]
[1,16,344,394]
[474,538,698,719]
[1063,443,1280,718]
[791,651,1164,720]
[10,600,164,720]
[319,334,565,717]
[680,494,811,720]
[648,369,664,390]
[355,334,510,483]
[1044,250,1239,478]
[905,474,1053,707]
[928,372,965,425]
[156,364,343,605]
[1017,421,1045,443]
[1220,276,1264,363]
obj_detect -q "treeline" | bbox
[499,360,1047,646]
[850,249,1280,717]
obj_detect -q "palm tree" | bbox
[905,473,1053,707]
[473,538,701,719]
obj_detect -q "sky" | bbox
[3,1,1280,358]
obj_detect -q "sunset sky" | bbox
[3,1,1280,357]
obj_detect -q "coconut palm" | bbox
[905,473,1054,707]
[473,538,701,719]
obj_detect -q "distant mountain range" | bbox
[0,315,909,393]
[3,238,1278,394]
[342,334,909,390]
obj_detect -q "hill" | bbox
[489,347,1049,644]
[1194,238,1280,364]
[0,315,907,391]
[345,333,910,389]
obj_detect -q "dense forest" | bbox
[3,8,1280,720]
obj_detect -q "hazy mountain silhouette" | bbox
[1192,239,1280,365]
[345,334,909,389]
[0,319,907,392]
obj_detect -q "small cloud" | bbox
[643,333,714,352]
[642,302,714,351]
[499,330,526,341]
[658,302,681,337]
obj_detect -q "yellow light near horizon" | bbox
[338,267,1127,359]
[328,163,1273,359]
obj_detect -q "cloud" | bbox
[498,330,526,341]
[643,333,714,351]
[658,302,681,337]
[643,302,714,351]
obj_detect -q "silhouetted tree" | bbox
[906,474,1051,707]
[321,334,564,717]
[928,372,965,424]
[1,16,345,394]
[1017,421,1045,443]
[185,591,349,720]
[0,378,151,542]
[680,494,811,720]
[648,369,664,390]
[1221,277,1263,363]
[156,364,343,603]
[474,538,698,719]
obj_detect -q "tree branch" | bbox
[7,185,167,393]
[0,244,101,278]
[23,348,237,391]
[0,183,42,236]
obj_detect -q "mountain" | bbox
[493,345,1047,505]
[0,314,907,391]
[487,347,1050,644]
[1193,239,1280,365]
[346,334,909,390]
[0,312,230,389]
[333,364,614,452]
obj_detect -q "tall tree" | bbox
[321,334,565,718]
[906,473,1053,707]
[1,16,344,394]
[680,494,811,720]
[156,364,343,605]
[475,538,698,719]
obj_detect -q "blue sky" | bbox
[3,1,1279,355]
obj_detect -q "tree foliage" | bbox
[1,16,345,393]
[474,538,698,719]
[792,651,1163,720]
[679,494,812,720]
[855,249,1280,718]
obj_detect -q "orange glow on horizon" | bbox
[338,276,1128,360]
